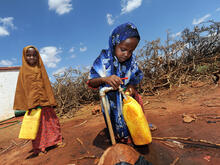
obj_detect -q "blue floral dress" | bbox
[89,22,143,139]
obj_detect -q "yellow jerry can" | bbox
[123,96,152,145]
[19,107,42,140]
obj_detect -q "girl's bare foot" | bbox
[57,141,66,148]
[149,123,157,131]
[38,151,47,156]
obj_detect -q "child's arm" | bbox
[88,75,123,90]
[125,84,136,97]
[125,84,144,111]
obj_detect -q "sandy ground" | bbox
[1,82,220,165]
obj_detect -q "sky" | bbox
[0,0,219,79]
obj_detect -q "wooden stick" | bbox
[0,144,14,154]
[72,155,96,161]
[170,157,179,165]
[74,120,87,127]
[101,96,116,145]
[153,136,220,147]
[76,138,90,154]
[20,140,30,148]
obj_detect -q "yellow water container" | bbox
[19,107,42,140]
[123,96,152,145]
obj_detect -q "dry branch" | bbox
[153,136,220,149]
[170,157,179,165]
[72,155,97,161]
[76,138,90,155]
[74,120,88,127]
[137,20,220,94]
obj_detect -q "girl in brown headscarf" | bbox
[14,45,64,156]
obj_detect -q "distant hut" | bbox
[0,67,20,121]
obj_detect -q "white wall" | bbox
[0,70,19,121]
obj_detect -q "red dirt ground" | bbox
[1,82,220,165]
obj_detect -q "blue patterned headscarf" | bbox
[109,22,140,53]
[89,22,143,138]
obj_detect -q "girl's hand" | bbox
[125,85,136,97]
[103,75,123,90]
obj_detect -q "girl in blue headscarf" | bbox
[87,22,143,144]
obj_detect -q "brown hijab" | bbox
[13,45,57,110]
